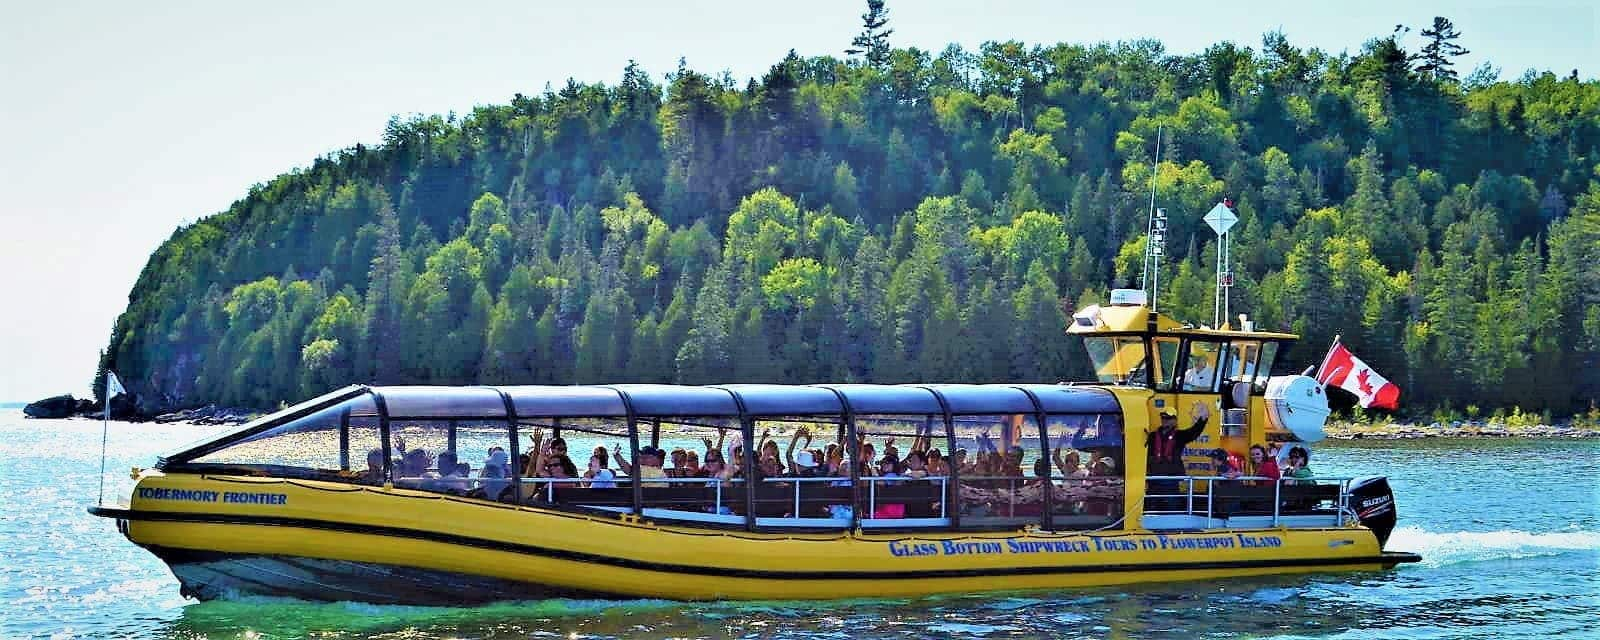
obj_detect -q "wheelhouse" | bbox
[1069,302,1293,396]
[157,383,1129,533]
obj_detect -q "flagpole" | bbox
[98,377,110,506]
[1313,334,1343,383]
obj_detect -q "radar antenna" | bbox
[1139,126,1166,310]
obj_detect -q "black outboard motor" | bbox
[1348,476,1397,547]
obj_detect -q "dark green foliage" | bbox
[101,29,1600,419]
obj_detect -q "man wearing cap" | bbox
[1146,402,1211,509]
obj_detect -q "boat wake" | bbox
[1387,525,1599,567]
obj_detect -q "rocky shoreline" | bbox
[19,395,256,425]
[1325,421,1600,440]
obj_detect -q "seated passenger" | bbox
[1012,459,1055,515]
[823,443,843,473]
[683,450,701,477]
[479,448,511,500]
[1284,447,1314,485]
[871,455,906,518]
[699,449,725,479]
[757,454,784,482]
[541,455,572,480]
[785,428,814,473]
[1083,452,1121,516]
[902,450,929,480]
[1089,451,1117,476]
[759,429,786,475]
[428,452,461,492]
[1003,446,1026,478]
[667,448,689,478]
[636,446,669,487]
[699,433,726,464]
[586,454,617,488]
[875,456,901,483]
[1249,444,1280,485]
[951,448,972,475]
[395,449,435,489]
[361,448,385,484]
[449,461,472,493]
[1054,449,1089,480]
[790,450,821,478]
[925,449,947,476]
[1210,448,1241,480]
[547,436,570,463]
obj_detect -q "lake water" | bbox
[2,409,1596,639]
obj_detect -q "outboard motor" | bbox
[1348,476,1397,547]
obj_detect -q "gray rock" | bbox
[23,395,78,419]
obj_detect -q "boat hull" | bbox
[93,474,1419,602]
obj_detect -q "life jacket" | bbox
[1152,428,1180,463]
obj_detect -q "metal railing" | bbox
[859,475,949,520]
[1143,475,1357,527]
[953,475,1125,518]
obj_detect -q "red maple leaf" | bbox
[1356,368,1375,397]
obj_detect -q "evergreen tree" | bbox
[844,0,893,67]
[1415,17,1470,82]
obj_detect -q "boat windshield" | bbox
[188,394,383,476]
[1257,342,1279,380]
[1083,336,1151,386]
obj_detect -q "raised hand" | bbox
[1192,401,1212,422]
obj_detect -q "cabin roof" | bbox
[355,383,1122,419]
[1067,304,1297,340]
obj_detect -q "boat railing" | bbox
[393,472,1129,529]
[953,475,1124,517]
[859,475,950,524]
[1143,475,1357,527]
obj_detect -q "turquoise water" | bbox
[2,409,1596,639]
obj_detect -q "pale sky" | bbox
[1,0,1594,402]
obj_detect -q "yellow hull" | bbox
[99,473,1410,601]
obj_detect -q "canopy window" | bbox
[186,394,381,479]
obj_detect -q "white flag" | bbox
[107,371,126,397]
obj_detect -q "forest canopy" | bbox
[100,20,1600,419]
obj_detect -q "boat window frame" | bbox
[1081,332,1158,387]
[1177,339,1226,393]
[156,385,372,469]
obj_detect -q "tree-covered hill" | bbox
[100,23,1600,418]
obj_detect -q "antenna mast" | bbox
[1204,198,1239,327]
[1139,126,1166,311]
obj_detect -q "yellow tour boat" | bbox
[90,293,1418,603]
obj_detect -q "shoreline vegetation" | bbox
[1325,420,1600,439]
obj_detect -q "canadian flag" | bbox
[1316,342,1400,410]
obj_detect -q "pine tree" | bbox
[362,197,408,383]
[1415,17,1470,82]
[844,0,893,67]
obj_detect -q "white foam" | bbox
[1387,526,1600,567]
